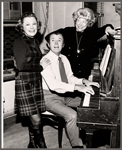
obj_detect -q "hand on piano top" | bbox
[105,26,118,36]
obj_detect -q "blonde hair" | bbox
[72,8,96,27]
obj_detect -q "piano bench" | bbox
[41,111,65,148]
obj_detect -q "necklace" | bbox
[76,32,83,54]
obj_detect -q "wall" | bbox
[33,2,83,35]
[33,2,120,34]
[3,80,15,118]
[102,2,120,28]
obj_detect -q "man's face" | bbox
[49,34,64,56]
[76,17,88,32]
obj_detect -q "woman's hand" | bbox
[82,79,100,88]
[105,27,117,36]
[40,58,51,69]
[75,84,95,95]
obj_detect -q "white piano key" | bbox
[82,93,91,107]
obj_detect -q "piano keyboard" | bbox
[82,73,100,109]
[82,86,100,109]
[82,93,90,107]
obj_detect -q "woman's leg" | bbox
[29,113,47,148]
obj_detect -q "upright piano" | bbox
[77,34,121,148]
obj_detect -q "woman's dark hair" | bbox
[15,11,41,34]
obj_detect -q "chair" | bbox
[41,111,65,148]
[13,110,65,148]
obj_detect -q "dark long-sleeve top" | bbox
[13,35,43,83]
[45,24,114,79]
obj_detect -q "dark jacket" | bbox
[45,24,114,79]
[13,35,43,84]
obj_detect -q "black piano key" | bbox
[89,97,100,109]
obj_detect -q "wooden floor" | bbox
[3,123,72,149]
[3,115,111,149]
[3,117,71,149]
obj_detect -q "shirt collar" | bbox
[49,51,62,63]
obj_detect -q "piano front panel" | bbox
[77,97,119,125]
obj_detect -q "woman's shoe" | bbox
[72,146,84,148]
[33,123,47,148]
[28,132,38,148]
[28,125,38,148]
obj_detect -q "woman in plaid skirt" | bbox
[13,12,50,148]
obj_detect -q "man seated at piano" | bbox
[40,30,100,148]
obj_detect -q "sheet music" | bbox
[100,44,112,76]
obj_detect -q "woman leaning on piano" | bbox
[45,7,117,80]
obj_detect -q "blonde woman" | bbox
[45,7,117,79]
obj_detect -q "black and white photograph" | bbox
[1,1,121,149]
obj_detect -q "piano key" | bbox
[82,93,90,107]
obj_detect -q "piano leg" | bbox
[110,130,117,148]
[82,129,95,148]
[116,123,120,148]
[86,132,93,148]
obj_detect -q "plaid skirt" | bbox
[14,79,46,116]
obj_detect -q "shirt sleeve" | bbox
[41,64,75,93]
